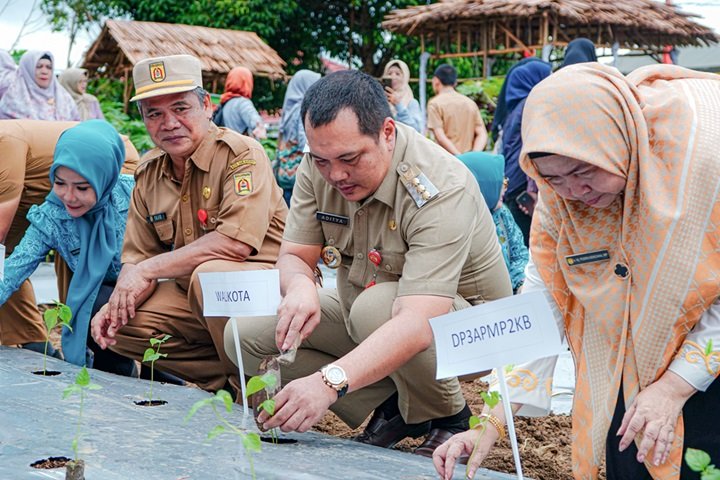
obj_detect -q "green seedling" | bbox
[466,390,502,479]
[686,448,720,480]
[62,367,101,466]
[42,300,72,375]
[246,372,279,443]
[142,334,171,402]
[185,389,262,479]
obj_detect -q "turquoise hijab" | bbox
[457,152,505,212]
[47,120,124,366]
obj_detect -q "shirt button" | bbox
[182,194,189,202]
[184,227,193,236]
[614,263,629,278]
[385,264,392,271]
[356,253,364,260]
[357,210,364,216]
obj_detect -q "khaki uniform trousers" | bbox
[0,214,72,345]
[225,281,468,429]
[109,259,273,393]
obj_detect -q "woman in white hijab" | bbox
[59,68,104,121]
[382,59,422,133]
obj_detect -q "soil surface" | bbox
[30,456,70,469]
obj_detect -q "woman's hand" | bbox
[617,371,696,466]
[433,426,500,480]
[385,87,400,106]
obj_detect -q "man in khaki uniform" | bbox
[0,119,138,350]
[426,64,487,155]
[225,71,511,456]
[90,55,286,394]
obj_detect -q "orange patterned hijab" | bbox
[221,66,253,104]
[520,63,720,479]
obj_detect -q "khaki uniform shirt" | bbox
[285,123,511,315]
[0,120,139,251]
[426,90,483,153]
[122,125,286,287]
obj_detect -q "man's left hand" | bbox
[257,372,336,433]
[617,371,695,466]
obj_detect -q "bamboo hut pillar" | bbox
[482,21,489,78]
[122,67,131,114]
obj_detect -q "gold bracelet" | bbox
[478,413,506,440]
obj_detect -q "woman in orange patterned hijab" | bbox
[434,63,720,480]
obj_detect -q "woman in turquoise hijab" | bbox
[0,120,135,374]
[458,152,529,292]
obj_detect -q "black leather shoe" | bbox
[414,428,459,458]
[353,411,431,449]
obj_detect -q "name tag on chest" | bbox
[316,211,349,226]
[565,250,610,266]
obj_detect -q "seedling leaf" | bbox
[217,389,234,412]
[468,415,481,430]
[705,339,714,357]
[246,376,267,397]
[243,432,262,453]
[149,334,172,346]
[480,391,501,409]
[44,309,58,330]
[259,399,276,415]
[59,304,72,322]
[87,383,102,390]
[260,372,278,389]
[63,384,80,399]
[185,397,214,422]
[142,347,156,363]
[76,367,91,387]
[207,425,226,440]
[703,467,720,480]
[686,448,712,472]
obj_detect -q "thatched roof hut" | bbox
[83,20,286,107]
[383,0,717,56]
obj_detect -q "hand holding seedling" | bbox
[433,391,507,480]
[257,372,335,433]
[142,334,171,403]
[42,301,72,374]
[618,369,695,466]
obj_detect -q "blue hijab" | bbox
[47,120,124,366]
[278,70,321,144]
[560,38,597,69]
[505,61,552,114]
[457,152,505,212]
[491,57,545,141]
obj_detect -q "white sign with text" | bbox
[199,269,280,317]
[430,290,562,379]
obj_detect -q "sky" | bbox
[0,0,719,70]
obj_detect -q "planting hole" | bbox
[134,399,168,407]
[260,436,297,445]
[30,456,70,469]
[31,370,61,376]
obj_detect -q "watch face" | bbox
[326,366,345,384]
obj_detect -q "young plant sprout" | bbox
[142,334,171,403]
[62,366,101,479]
[466,390,502,478]
[42,300,72,375]
[185,389,262,479]
[246,371,279,443]
[685,448,720,480]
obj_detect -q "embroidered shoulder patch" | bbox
[233,172,253,196]
[229,158,257,171]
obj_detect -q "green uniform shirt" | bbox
[285,123,511,316]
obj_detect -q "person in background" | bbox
[382,59,422,133]
[0,120,136,375]
[275,69,321,206]
[435,63,720,480]
[457,152,528,293]
[0,119,138,356]
[490,57,546,148]
[560,37,598,69]
[0,50,17,99]
[426,64,487,155]
[500,61,551,246]
[59,68,104,121]
[0,51,79,121]
[215,66,266,140]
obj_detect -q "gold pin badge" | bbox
[321,245,342,269]
[388,219,397,231]
[202,186,212,200]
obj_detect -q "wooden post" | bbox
[123,67,131,114]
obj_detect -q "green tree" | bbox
[40,0,115,67]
